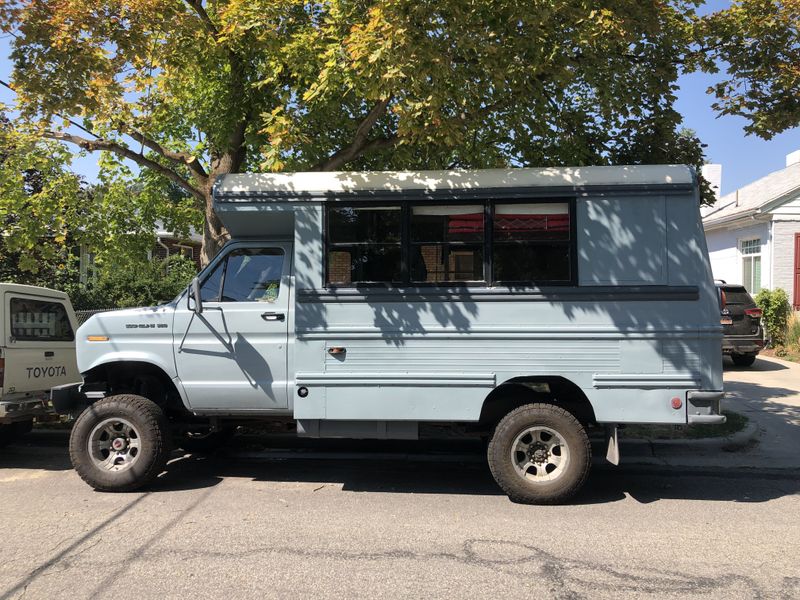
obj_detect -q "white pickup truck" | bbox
[0,283,80,446]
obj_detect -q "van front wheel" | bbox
[488,403,591,504]
[69,394,171,492]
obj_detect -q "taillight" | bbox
[719,289,727,310]
[744,308,762,318]
[0,357,4,387]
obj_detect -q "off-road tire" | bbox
[488,403,591,505]
[731,353,757,367]
[69,394,171,492]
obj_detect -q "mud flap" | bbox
[605,424,619,465]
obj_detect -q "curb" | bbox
[619,420,759,458]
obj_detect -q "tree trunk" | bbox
[199,178,229,266]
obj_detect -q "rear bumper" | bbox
[0,398,49,424]
[687,390,726,424]
[722,335,763,355]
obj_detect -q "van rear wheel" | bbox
[69,394,171,492]
[488,403,591,504]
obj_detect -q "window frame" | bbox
[739,237,762,294]
[8,297,75,342]
[323,197,577,288]
[195,245,286,304]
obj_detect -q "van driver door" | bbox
[173,243,291,411]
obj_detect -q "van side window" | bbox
[9,298,74,342]
[410,205,484,282]
[220,248,284,302]
[493,203,571,283]
[325,200,574,286]
[327,207,402,284]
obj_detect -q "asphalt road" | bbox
[1,357,799,599]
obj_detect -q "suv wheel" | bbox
[69,394,171,492]
[731,353,757,367]
[487,403,591,504]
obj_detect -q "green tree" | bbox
[1,0,714,264]
[696,0,800,139]
[1,112,200,283]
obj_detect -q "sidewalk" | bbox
[623,355,800,470]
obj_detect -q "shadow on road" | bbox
[149,447,800,506]
[723,356,788,372]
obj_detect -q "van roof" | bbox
[0,283,69,299]
[214,165,695,202]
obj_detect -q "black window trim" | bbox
[198,246,286,303]
[9,296,75,342]
[324,197,578,288]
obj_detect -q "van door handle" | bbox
[44,351,55,357]
[261,312,285,322]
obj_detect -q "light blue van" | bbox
[54,166,724,503]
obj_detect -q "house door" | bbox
[794,233,800,310]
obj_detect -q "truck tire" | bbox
[69,394,172,492]
[0,419,34,448]
[487,403,591,504]
[731,353,757,367]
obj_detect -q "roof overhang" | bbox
[214,166,696,202]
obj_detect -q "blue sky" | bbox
[1,6,798,196]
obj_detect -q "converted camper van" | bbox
[54,167,724,503]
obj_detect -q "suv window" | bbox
[200,248,284,303]
[9,297,74,342]
[719,285,753,306]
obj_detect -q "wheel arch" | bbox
[480,376,597,429]
[82,360,190,417]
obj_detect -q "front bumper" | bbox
[0,398,49,424]
[687,390,726,424]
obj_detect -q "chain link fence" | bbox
[75,308,126,325]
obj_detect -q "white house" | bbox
[702,152,800,309]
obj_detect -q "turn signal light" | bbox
[744,308,762,318]
[87,335,110,342]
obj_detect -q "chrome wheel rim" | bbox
[511,425,570,483]
[88,418,141,472]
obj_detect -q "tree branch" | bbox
[122,126,208,181]
[44,130,205,202]
[182,0,220,37]
[313,99,393,171]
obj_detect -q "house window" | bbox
[177,245,194,260]
[740,238,762,294]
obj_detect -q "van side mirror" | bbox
[191,277,203,314]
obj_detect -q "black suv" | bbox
[716,282,764,367]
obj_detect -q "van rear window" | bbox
[9,298,74,342]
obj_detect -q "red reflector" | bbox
[744,308,762,318]
[671,397,683,410]
[0,357,4,387]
